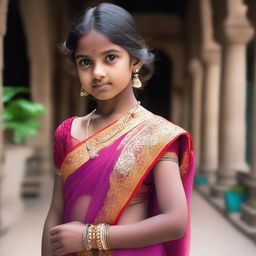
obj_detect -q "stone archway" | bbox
[3,0,30,91]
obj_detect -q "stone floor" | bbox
[0,173,256,256]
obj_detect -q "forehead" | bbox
[75,30,124,55]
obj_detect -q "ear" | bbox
[132,58,143,73]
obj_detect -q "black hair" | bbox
[63,3,155,85]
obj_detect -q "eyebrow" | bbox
[75,49,121,60]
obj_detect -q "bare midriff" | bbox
[117,200,150,225]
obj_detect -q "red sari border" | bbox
[114,132,192,224]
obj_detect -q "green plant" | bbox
[228,185,247,193]
[224,185,248,212]
[3,86,44,143]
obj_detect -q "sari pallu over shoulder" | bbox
[93,116,194,256]
[78,113,194,256]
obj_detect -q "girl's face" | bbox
[75,30,139,101]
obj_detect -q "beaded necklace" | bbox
[85,101,141,158]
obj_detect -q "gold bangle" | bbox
[85,223,111,251]
[96,224,104,250]
[100,223,110,250]
[85,224,93,251]
[92,225,97,250]
[82,224,89,250]
[100,224,106,250]
[104,224,111,250]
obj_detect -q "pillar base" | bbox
[210,183,228,198]
[238,172,256,227]
[241,203,256,227]
[21,153,43,198]
[210,167,247,198]
[200,166,217,185]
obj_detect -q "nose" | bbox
[92,62,106,80]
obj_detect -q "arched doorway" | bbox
[137,49,172,119]
[4,0,30,95]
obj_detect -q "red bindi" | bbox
[92,49,96,54]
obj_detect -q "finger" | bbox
[54,246,65,256]
[52,241,62,251]
[50,227,59,236]
[49,235,59,244]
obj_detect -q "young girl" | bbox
[42,3,195,256]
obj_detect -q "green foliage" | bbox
[3,86,29,103]
[3,86,44,143]
[228,185,246,194]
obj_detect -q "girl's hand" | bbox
[49,221,85,256]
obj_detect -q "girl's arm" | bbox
[42,174,64,256]
[108,160,188,249]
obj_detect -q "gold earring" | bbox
[132,69,142,88]
[80,87,89,96]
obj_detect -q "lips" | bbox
[92,83,111,88]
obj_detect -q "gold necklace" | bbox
[85,101,141,159]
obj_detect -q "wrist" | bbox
[83,223,111,251]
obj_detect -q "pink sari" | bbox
[54,106,195,256]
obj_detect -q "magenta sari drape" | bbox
[54,107,195,256]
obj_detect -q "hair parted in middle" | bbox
[63,3,155,85]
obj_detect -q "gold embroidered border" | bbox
[180,149,190,176]
[60,107,153,181]
[95,116,189,225]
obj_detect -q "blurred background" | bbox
[0,0,256,255]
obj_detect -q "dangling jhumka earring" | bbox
[80,87,89,96]
[132,69,142,88]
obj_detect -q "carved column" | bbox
[19,0,54,172]
[200,0,221,185]
[240,37,256,228]
[0,0,9,234]
[239,0,256,231]
[188,59,203,171]
[200,45,221,185]
[211,0,254,197]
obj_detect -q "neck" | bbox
[95,85,139,117]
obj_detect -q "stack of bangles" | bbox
[83,223,111,251]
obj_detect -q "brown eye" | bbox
[79,59,91,66]
[105,54,116,63]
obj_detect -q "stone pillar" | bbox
[199,0,221,185]
[181,78,191,132]
[200,46,221,185]
[0,0,9,234]
[239,36,256,230]
[171,87,183,124]
[19,0,55,172]
[211,0,254,197]
[188,59,203,171]
[57,2,87,122]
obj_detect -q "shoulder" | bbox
[54,116,78,139]
[141,108,188,137]
[140,107,193,149]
